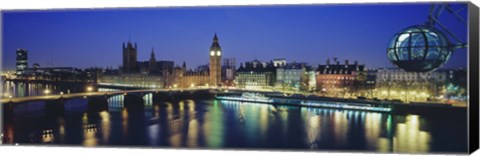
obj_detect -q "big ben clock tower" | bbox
[209,33,222,87]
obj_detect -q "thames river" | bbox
[1,82,468,153]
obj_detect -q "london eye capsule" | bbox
[387,25,454,72]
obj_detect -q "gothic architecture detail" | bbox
[100,34,224,88]
[169,33,224,88]
[149,48,157,72]
[209,33,222,86]
[122,40,138,73]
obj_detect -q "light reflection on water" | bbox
[100,111,110,144]
[2,93,467,153]
[1,81,86,98]
[82,113,97,147]
[393,115,431,153]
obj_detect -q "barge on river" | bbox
[215,92,392,112]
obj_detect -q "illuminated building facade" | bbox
[16,49,28,75]
[16,67,95,82]
[361,69,378,97]
[99,34,223,89]
[275,62,313,91]
[98,72,165,88]
[181,70,210,88]
[305,69,317,91]
[315,58,366,97]
[126,59,175,87]
[172,62,210,88]
[235,60,276,90]
[375,68,447,102]
[169,33,223,88]
[99,40,176,88]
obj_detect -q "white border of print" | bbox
[0,0,477,156]
[0,0,469,10]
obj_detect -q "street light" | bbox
[381,90,388,95]
[87,86,94,92]
[44,89,51,95]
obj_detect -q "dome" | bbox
[387,25,453,72]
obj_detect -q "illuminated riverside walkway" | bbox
[1,88,223,118]
[1,88,214,104]
[4,78,94,85]
[0,87,305,104]
[1,87,465,117]
[1,88,268,112]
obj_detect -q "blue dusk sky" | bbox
[2,3,468,70]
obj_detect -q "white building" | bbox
[376,68,447,82]
[375,68,447,102]
[273,58,286,67]
[275,62,315,91]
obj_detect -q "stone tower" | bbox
[122,40,138,73]
[209,33,222,87]
[149,48,157,72]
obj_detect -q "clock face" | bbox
[210,51,215,56]
[217,51,221,56]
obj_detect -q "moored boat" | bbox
[216,92,274,103]
[216,92,392,112]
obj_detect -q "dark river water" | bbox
[1,82,468,154]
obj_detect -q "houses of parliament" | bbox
[97,33,223,88]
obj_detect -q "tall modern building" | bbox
[16,49,28,75]
[209,33,222,86]
[122,40,138,73]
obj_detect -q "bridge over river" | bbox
[1,88,226,117]
[1,88,218,104]
[1,88,465,118]
[1,88,289,116]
